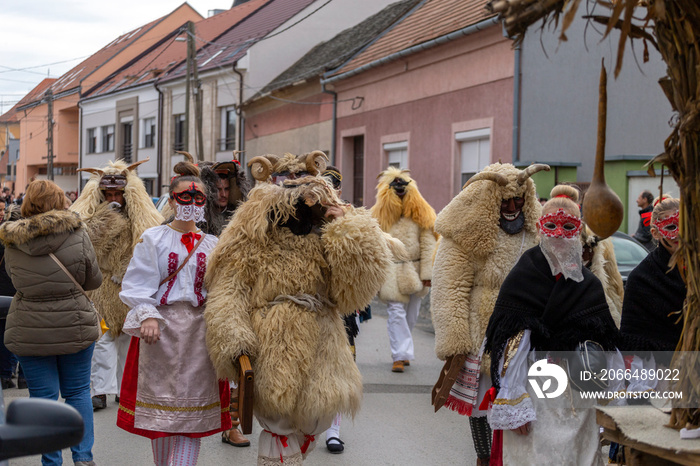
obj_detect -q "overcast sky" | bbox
[1,1,229,114]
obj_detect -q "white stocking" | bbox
[151,436,201,466]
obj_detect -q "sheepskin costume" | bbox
[371,167,437,303]
[71,159,163,335]
[432,163,545,362]
[204,151,393,465]
[581,225,624,327]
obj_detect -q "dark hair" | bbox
[641,190,654,205]
[169,160,205,196]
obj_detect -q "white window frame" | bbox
[220,106,236,152]
[86,128,97,154]
[141,117,155,148]
[101,125,115,153]
[383,141,408,169]
[456,128,491,192]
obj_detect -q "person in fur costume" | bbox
[204,151,397,466]
[71,159,163,410]
[371,167,437,373]
[431,162,548,465]
[161,151,250,236]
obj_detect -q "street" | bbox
[6,303,476,465]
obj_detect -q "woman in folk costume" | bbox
[161,151,250,237]
[71,159,163,410]
[482,189,621,465]
[371,167,437,373]
[620,197,685,397]
[117,159,231,466]
[204,151,396,465]
[431,163,546,465]
[554,185,625,327]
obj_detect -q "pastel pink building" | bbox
[244,0,513,212]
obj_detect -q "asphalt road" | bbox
[6,301,476,465]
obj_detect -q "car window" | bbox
[155,194,169,213]
[610,236,649,267]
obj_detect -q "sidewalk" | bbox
[8,304,476,465]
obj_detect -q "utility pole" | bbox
[191,21,204,162]
[184,24,191,154]
[46,89,54,181]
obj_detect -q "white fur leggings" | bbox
[151,436,201,466]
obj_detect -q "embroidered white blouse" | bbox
[487,330,626,431]
[119,225,218,337]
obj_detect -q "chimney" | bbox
[232,0,252,7]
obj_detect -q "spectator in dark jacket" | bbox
[0,180,102,466]
[632,190,654,251]
[0,204,23,389]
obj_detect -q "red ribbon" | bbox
[300,434,315,454]
[263,430,289,463]
[180,232,201,253]
[641,211,652,227]
[479,386,497,411]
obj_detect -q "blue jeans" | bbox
[0,318,22,380]
[17,343,95,466]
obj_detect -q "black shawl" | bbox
[620,245,685,352]
[484,245,620,388]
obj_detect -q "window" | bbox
[87,128,97,154]
[121,122,133,163]
[384,141,408,169]
[141,117,155,148]
[101,125,115,152]
[173,114,185,151]
[456,128,491,190]
[219,107,236,151]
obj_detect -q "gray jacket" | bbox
[0,210,102,356]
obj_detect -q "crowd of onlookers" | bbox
[0,186,79,209]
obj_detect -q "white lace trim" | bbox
[488,395,537,430]
[122,303,165,337]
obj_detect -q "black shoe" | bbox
[92,394,107,410]
[16,378,27,389]
[326,437,344,454]
[1,378,15,389]
[115,395,120,402]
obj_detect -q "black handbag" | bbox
[566,340,609,392]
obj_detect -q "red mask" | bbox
[653,211,679,240]
[538,209,582,238]
[171,182,206,206]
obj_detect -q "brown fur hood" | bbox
[0,210,83,255]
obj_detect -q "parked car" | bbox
[0,384,84,462]
[610,231,650,287]
[154,193,169,213]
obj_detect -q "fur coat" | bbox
[204,181,393,430]
[371,168,437,303]
[71,160,163,335]
[582,227,625,327]
[431,163,542,361]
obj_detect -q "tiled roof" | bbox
[161,0,317,81]
[84,0,271,98]
[50,16,165,97]
[255,0,421,98]
[325,0,494,78]
[11,78,57,113]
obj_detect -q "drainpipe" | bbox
[155,81,164,195]
[77,100,83,194]
[321,83,337,165]
[233,62,245,164]
[512,43,522,163]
